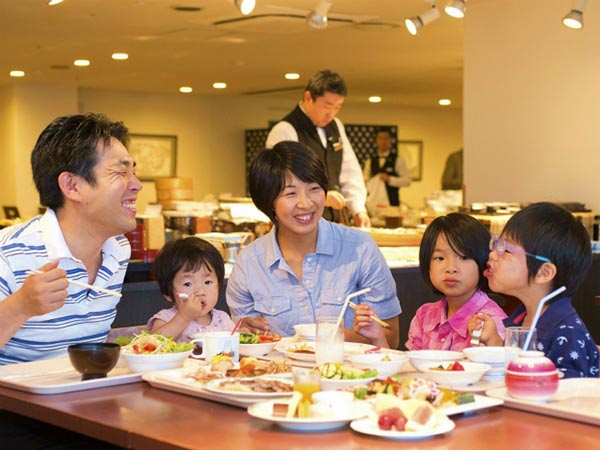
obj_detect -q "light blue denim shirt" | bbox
[226,219,401,337]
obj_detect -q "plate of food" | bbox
[275,341,317,362]
[204,377,294,398]
[239,332,282,357]
[316,363,378,390]
[247,393,372,431]
[349,395,455,440]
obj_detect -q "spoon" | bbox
[177,293,189,301]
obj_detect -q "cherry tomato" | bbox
[450,361,465,371]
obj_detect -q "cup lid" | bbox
[507,350,557,373]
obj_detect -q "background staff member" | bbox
[266,69,370,227]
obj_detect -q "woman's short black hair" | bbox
[502,202,591,296]
[419,213,491,295]
[153,236,225,302]
[249,141,328,225]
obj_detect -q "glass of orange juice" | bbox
[292,368,321,418]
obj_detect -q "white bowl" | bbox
[320,376,377,391]
[293,324,316,341]
[347,352,408,378]
[463,346,507,365]
[239,341,277,357]
[120,350,192,373]
[422,361,492,386]
[408,350,463,372]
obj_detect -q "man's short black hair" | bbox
[305,69,347,100]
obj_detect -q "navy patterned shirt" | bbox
[505,296,599,378]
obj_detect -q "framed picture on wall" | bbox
[398,140,423,181]
[128,134,177,180]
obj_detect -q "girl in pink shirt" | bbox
[406,213,506,351]
[148,237,235,342]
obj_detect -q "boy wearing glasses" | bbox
[469,202,598,378]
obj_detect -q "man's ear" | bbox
[534,262,557,284]
[57,171,83,202]
[302,90,312,104]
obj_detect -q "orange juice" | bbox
[293,382,320,418]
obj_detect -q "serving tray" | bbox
[0,357,142,395]
[486,378,600,426]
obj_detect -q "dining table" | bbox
[0,376,598,450]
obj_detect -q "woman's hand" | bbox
[353,303,389,348]
[238,316,270,334]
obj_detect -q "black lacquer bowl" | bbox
[68,343,121,381]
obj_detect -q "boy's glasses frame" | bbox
[489,235,552,263]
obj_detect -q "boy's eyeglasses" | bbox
[489,235,552,263]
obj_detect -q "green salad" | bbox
[119,331,195,354]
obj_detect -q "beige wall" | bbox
[464,0,600,212]
[0,87,17,209]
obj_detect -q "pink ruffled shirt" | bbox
[406,290,507,351]
[147,308,235,342]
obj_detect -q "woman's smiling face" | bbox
[273,171,326,237]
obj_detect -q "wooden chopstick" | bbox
[347,301,390,328]
[29,269,122,298]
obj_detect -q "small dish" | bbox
[422,361,491,387]
[350,415,455,441]
[408,350,463,372]
[239,341,277,357]
[348,353,408,378]
[293,324,316,341]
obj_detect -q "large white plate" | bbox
[440,394,504,415]
[204,377,294,398]
[350,415,455,440]
[0,357,142,395]
[275,341,378,363]
[248,399,372,431]
[486,378,600,426]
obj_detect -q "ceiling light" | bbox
[438,98,452,106]
[444,0,466,19]
[562,0,586,29]
[48,0,63,5]
[73,59,90,67]
[112,53,129,60]
[235,0,256,16]
[179,86,193,93]
[368,96,382,103]
[9,70,25,78]
[212,82,227,89]
[285,73,300,80]
[307,0,333,30]
[405,3,441,36]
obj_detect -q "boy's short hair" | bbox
[30,113,129,210]
[305,69,347,100]
[153,237,225,301]
[503,202,591,296]
[249,141,328,225]
[419,213,491,295]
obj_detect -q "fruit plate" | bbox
[248,399,372,432]
[350,415,455,440]
[485,378,600,426]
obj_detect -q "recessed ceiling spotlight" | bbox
[112,53,129,60]
[73,59,90,67]
[9,70,25,78]
[235,0,256,16]
[369,96,382,103]
[438,98,452,106]
[212,82,227,89]
[48,0,63,5]
[285,73,300,80]
[179,86,193,93]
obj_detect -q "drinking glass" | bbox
[292,368,321,419]
[504,326,537,367]
[315,317,344,366]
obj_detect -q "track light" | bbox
[235,0,256,16]
[562,0,586,29]
[444,0,466,19]
[307,0,333,30]
[405,3,441,36]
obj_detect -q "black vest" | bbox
[370,153,400,206]
[282,105,344,222]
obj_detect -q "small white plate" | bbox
[204,377,294,398]
[248,399,372,431]
[350,415,455,440]
[275,341,379,363]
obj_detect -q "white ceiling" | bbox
[1,0,464,107]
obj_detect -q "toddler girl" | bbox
[148,236,235,342]
[406,213,506,351]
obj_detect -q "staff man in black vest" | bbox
[266,69,370,227]
[363,127,411,207]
